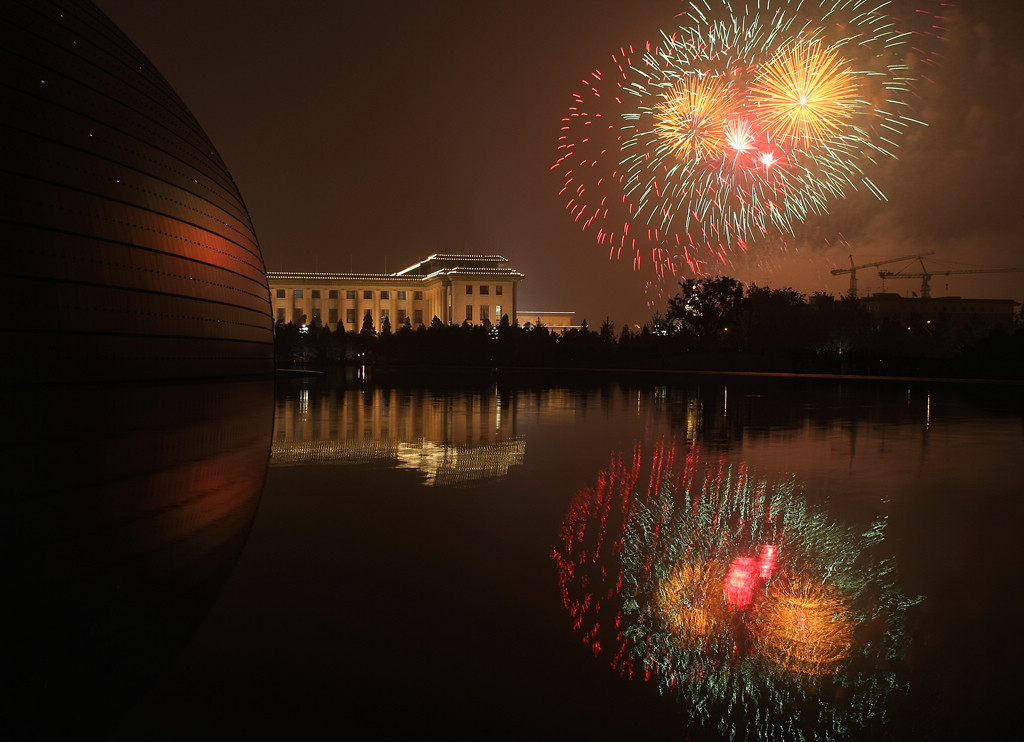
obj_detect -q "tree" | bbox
[360,311,375,337]
[599,316,616,343]
[381,314,392,336]
[648,312,671,336]
[667,276,744,346]
[274,320,301,364]
[741,284,808,351]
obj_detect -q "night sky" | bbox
[95,0,1024,327]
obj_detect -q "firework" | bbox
[554,0,937,278]
[750,41,860,145]
[653,74,741,163]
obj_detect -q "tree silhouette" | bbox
[667,276,744,346]
[360,311,375,337]
[599,316,616,343]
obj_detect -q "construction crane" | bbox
[878,258,1024,299]
[830,252,935,298]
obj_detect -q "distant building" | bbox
[862,293,1019,336]
[516,310,578,332]
[268,254,524,332]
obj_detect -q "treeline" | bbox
[275,277,1024,379]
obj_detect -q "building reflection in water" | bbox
[4,380,273,739]
[553,436,920,741]
[271,383,525,485]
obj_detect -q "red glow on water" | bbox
[724,556,758,607]
[759,544,778,579]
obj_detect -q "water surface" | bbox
[23,372,1020,740]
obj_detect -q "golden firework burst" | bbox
[751,41,859,144]
[654,74,741,163]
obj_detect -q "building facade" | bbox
[516,310,577,331]
[862,294,1019,336]
[268,254,524,332]
[2,0,275,382]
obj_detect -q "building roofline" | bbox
[268,266,524,282]
[268,271,428,282]
[393,253,513,276]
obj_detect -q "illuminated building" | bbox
[270,385,525,485]
[268,254,524,332]
[1,0,274,382]
[516,310,578,331]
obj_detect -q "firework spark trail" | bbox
[554,0,941,281]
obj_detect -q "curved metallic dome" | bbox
[1,0,274,381]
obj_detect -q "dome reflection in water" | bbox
[4,380,273,738]
[554,437,920,740]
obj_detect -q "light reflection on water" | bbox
[269,384,526,485]
[59,371,1024,739]
[554,437,921,741]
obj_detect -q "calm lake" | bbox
[7,370,1022,740]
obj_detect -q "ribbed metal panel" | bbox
[1,0,274,380]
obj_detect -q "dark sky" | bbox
[95,0,1024,326]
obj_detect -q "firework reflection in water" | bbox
[553,436,921,741]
